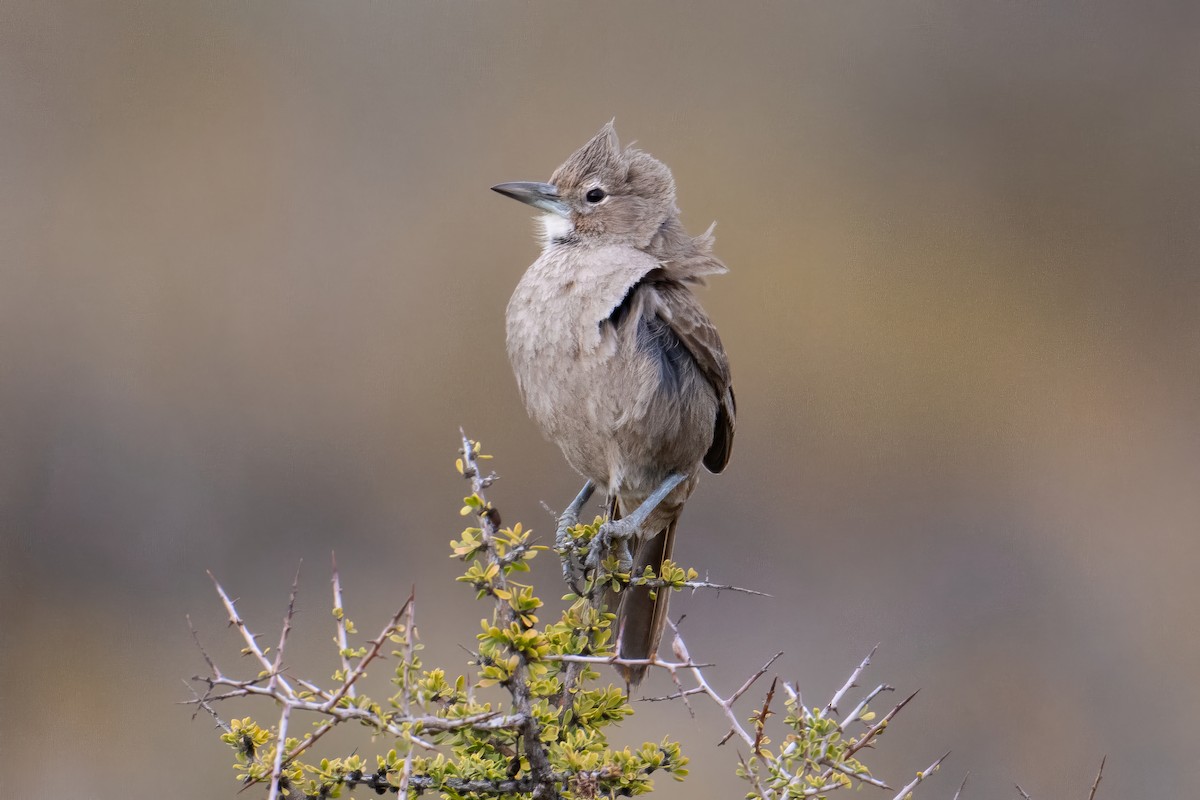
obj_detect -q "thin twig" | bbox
[666,619,759,747]
[398,745,415,798]
[646,577,771,597]
[330,553,354,699]
[269,562,302,693]
[548,653,713,670]
[182,678,231,731]
[841,683,893,730]
[844,689,920,758]
[265,703,291,800]
[730,651,785,705]
[738,752,774,800]
[825,759,891,790]
[401,596,417,717]
[1087,756,1106,800]
[952,772,969,800]
[752,677,778,757]
[321,593,415,713]
[208,571,295,698]
[824,645,877,718]
[187,614,218,678]
[889,751,949,800]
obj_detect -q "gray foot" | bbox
[585,517,637,579]
[555,481,595,595]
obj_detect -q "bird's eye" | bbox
[585,188,607,204]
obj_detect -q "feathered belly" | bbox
[512,328,716,497]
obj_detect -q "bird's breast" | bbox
[505,250,716,493]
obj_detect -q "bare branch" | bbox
[824,645,877,718]
[548,653,713,670]
[269,562,302,693]
[841,683,893,731]
[667,623,748,748]
[952,772,969,800]
[400,596,417,717]
[330,553,354,699]
[1087,756,1107,800]
[825,759,891,790]
[398,746,415,799]
[265,703,291,800]
[632,576,770,597]
[181,678,231,731]
[844,689,920,759]
[208,570,296,698]
[730,651,785,706]
[889,751,948,800]
[187,614,218,679]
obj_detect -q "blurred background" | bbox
[2,2,1198,798]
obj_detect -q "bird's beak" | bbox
[491,181,570,217]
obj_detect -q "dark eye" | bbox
[585,188,606,203]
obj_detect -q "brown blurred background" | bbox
[2,2,1198,798]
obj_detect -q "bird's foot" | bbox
[554,481,596,596]
[585,517,637,581]
[555,510,585,595]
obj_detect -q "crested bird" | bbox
[493,122,735,684]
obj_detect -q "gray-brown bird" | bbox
[493,122,734,684]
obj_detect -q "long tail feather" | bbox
[604,496,678,686]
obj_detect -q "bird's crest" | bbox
[551,121,625,191]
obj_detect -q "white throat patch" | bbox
[538,213,575,246]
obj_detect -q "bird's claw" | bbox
[585,518,636,579]
[555,510,585,595]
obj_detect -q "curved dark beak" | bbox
[491,181,570,217]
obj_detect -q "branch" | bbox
[660,619,782,748]
[889,752,949,800]
[952,772,969,800]
[459,432,557,800]
[189,434,949,800]
[843,689,920,759]
[208,571,296,699]
[181,678,230,732]
[269,562,302,694]
[635,576,770,597]
[329,554,354,699]
[320,591,414,713]
[1087,756,1107,800]
[265,703,291,800]
[823,645,877,718]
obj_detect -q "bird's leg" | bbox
[586,473,687,577]
[555,480,595,594]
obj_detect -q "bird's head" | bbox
[492,121,678,248]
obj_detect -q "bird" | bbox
[492,122,735,685]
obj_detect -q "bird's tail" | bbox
[603,496,678,687]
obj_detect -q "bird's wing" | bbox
[649,277,736,473]
[598,235,736,472]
